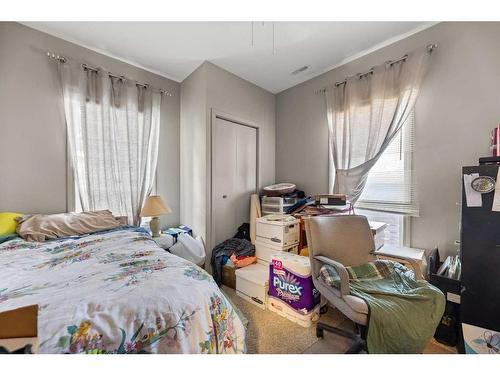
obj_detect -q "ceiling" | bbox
[23,22,433,93]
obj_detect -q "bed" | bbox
[0,226,246,354]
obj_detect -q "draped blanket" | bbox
[320,260,445,353]
[0,227,245,354]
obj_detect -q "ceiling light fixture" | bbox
[250,21,277,55]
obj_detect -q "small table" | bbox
[375,244,427,276]
[296,217,388,251]
[369,221,388,250]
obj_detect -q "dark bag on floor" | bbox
[233,223,250,241]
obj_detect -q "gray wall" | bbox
[276,22,500,257]
[180,62,275,265]
[205,62,276,189]
[4,21,497,259]
[0,22,181,228]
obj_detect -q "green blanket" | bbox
[320,260,445,353]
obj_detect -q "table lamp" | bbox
[140,195,171,237]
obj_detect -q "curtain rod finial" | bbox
[427,43,438,53]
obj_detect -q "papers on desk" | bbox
[492,168,500,212]
[463,173,482,207]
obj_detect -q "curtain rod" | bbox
[314,43,438,95]
[46,52,175,97]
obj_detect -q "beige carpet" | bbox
[222,285,351,354]
[222,285,457,354]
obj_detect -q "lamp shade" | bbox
[140,195,172,217]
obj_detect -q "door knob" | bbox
[222,195,227,199]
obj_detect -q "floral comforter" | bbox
[0,227,246,354]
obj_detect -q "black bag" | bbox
[233,223,250,241]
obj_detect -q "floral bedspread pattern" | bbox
[0,227,245,354]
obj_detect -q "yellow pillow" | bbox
[0,212,23,236]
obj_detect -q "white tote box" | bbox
[255,240,299,264]
[235,263,269,310]
[255,215,300,248]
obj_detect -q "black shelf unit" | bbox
[429,273,463,351]
[461,164,500,333]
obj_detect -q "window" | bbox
[62,70,162,226]
[355,112,417,246]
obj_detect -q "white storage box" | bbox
[255,215,300,248]
[255,240,299,264]
[261,196,299,215]
[235,263,269,310]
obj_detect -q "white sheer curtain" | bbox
[326,46,432,204]
[59,62,162,225]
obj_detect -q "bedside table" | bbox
[0,305,38,354]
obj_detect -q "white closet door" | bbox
[213,117,257,246]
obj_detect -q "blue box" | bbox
[162,225,193,241]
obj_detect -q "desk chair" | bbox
[304,215,421,354]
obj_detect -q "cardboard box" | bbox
[222,263,236,289]
[255,216,300,247]
[235,263,269,310]
[255,240,298,264]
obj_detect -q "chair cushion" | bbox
[343,295,369,314]
[315,279,369,323]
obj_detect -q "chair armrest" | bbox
[314,255,350,295]
[374,251,422,281]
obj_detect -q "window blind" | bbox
[356,111,419,216]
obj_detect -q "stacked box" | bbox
[255,241,298,264]
[235,215,301,312]
[255,216,300,248]
[261,196,299,215]
[235,263,269,310]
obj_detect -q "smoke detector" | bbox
[291,65,310,75]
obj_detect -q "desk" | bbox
[297,217,388,251]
